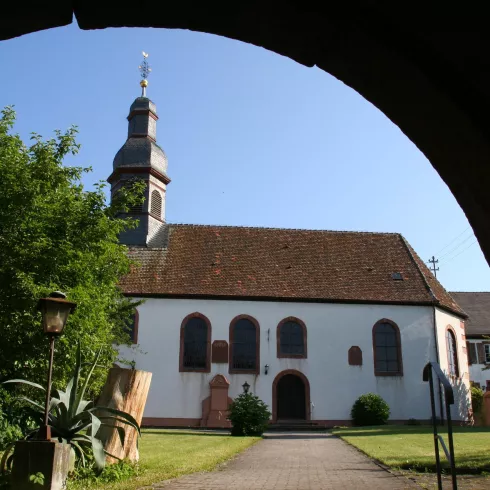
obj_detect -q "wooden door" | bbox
[277,374,306,420]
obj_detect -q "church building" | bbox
[111,79,471,427]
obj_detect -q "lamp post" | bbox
[37,291,76,440]
[242,381,250,394]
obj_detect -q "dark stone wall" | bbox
[3,3,490,264]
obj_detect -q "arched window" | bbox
[179,313,211,372]
[277,317,307,358]
[229,315,259,374]
[150,190,162,218]
[373,319,403,376]
[128,309,139,344]
[446,328,459,377]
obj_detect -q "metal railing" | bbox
[422,361,457,490]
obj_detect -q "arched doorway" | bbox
[272,370,310,422]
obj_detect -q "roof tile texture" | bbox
[120,225,463,316]
[449,292,490,335]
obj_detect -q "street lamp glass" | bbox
[38,296,76,335]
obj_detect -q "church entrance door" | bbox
[276,373,306,420]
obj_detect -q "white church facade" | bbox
[111,88,471,427]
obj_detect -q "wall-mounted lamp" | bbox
[242,381,250,394]
[264,364,269,375]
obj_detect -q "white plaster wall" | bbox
[434,308,471,420]
[118,299,447,422]
[468,340,490,389]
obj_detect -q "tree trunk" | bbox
[97,367,152,463]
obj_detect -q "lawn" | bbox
[331,425,490,473]
[70,429,260,490]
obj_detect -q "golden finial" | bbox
[138,51,151,97]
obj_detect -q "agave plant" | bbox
[1,342,140,470]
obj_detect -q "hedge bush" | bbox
[471,386,484,415]
[228,392,271,436]
[0,388,34,450]
[351,393,390,426]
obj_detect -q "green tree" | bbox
[0,107,144,401]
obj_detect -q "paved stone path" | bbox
[150,432,419,489]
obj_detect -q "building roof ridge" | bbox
[165,222,400,235]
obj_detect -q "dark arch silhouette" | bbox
[4,6,490,264]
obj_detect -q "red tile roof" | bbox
[449,292,490,336]
[120,225,465,316]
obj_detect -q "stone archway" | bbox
[3,6,490,265]
[272,370,311,423]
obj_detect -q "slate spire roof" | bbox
[120,224,464,317]
[112,96,169,178]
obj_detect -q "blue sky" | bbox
[0,24,488,292]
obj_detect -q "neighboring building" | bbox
[450,292,490,391]
[113,86,471,427]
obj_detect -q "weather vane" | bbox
[138,51,152,97]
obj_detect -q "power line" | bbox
[434,227,472,256]
[438,233,475,261]
[440,239,478,264]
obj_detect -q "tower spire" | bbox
[109,52,170,247]
[139,51,151,97]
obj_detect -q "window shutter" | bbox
[467,342,477,365]
[477,342,485,364]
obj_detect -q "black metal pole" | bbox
[429,369,443,490]
[445,398,458,489]
[40,335,55,439]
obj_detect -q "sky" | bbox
[0,23,488,292]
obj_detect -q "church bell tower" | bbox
[108,52,170,246]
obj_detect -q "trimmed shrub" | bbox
[228,393,271,436]
[351,393,390,426]
[471,386,484,415]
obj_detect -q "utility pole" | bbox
[428,256,439,278]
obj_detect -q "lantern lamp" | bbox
[36,291,76,440]
[37,291,77,336]
[242,381,250,394]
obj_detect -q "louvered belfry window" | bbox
[119,179,144,213]
[373,320,403,375]
[150,190,162,218]
[231,318,258,372]
[183,317,209,369]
